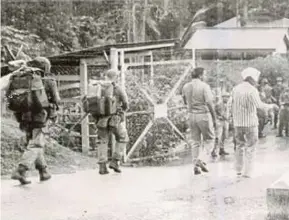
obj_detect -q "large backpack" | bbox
[6,67,49,113]
[83,82,117,117]
[42,74,61,105]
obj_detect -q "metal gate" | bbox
[118,48,196,162]
[47,48,196,162]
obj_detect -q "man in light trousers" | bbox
[232,68,277,178]
[182,67,216,175]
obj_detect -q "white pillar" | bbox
[150,50,154,86]
[80,59,89,155]
[192,48,196,68]
[110,48,118,71]
[109,48,118,158]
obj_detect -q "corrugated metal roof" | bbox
[184,27,289,50]
[48,39,176,60]
[215,17,289,28]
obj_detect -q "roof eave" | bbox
[48,39,177,60]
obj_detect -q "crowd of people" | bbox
[3,56,289,185]
[182,67,289,177]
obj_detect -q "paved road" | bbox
[1,135,289,220]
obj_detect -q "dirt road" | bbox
[1,134,289,220]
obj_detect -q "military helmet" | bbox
[28,56,51,73]
[105,69,119,80]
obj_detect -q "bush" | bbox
[252,54,289,84]
[198,55,289,88]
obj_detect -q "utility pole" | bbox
[127,0,132,43]
[142,0,147,42]
[237,0,249,27]
[132,1,136,42]
[243,0,248,26]
[236,0,241,27]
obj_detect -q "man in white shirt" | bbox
[232,67,277,178]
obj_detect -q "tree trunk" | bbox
[243,0,248,25]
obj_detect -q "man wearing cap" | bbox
[211,92,231,157]
[272,77,285,129]
[93,69,129,175]
[10,57,60,185]
[182,67,216,175]
[232,67,277,178]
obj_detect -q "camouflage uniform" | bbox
[18,79,59,169]
[278,87,289,136]
[272,79,285,128]
[258,83,272,137]
[93,81,129,174]
[213,94,231,156]
[11,57,60,184]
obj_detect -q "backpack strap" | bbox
[112,82,117,97]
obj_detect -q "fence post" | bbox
[80,59,89,155]
[150,50,154,86]
[119,49,128,162]
[192,48,196,68]
[110,48,118,71]
[109,48,118,158]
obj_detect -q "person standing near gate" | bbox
[232,67,277,178]
[7,57,60,185]
[182,67,216,175]
[277,85,289,137]
[85,69,129,175]
[272,77,285,129]
[257,78,273,138]
[211,92,230,158]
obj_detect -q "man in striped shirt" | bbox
[232,67,277,178]
[182,67,216,175]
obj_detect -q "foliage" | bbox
[1,26,60,62]
[1,0,289,59]
[1,116,98,175]
[1,1,126,57]
[198,55,289,88]
[249,55,289,84]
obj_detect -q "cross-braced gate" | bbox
[115,48,196,162]
[47,46,196,162]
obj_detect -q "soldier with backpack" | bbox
[7,57,60,185]
[83,69,129,175]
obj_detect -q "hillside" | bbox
[1,116,97,176]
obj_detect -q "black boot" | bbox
[258,133,266,138]
[35,164,51,181]
[99,162,109,175]
[211,149,218,158]
[11,164,31,185]
[196,160,209,172]
[109,159,121,173]
[219,148,229,156]
[194,166,201,175]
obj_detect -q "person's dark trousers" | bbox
[258,117,266,137]
[278,107,289,136]
[274,110,279,129]
[257,110,266,138]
